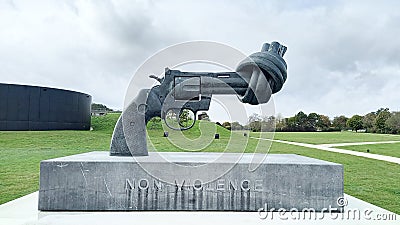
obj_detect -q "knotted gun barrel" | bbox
[110,41,288,156]
[237,41,287,105]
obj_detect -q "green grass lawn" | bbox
[0,113,120,204]
[267,142,400,214]
[271,131,400,144]
[338,142,400,158]
[0,114,399,214]
[147,123,273,154]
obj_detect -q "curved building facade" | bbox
[0,83,91,131]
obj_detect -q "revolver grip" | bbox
[110,89,149,156]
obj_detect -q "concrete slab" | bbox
[0,192,398,225]
[38,152,343,211]
[0,192,38,225]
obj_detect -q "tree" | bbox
[332,116,348,131]
[276,113,284,122]
[347,115,363,132]
[261,116,275,132]
[179,109,194,128]
[317,115,331,131]
[147,117,162,130]
[376,108,390,114]
[385,112,400,134]
[363,112,376,132]
[248,113,262,123]
[249,120,261,132]
[231,121,243,130]
[285,116,297,131]
[275,115,286,131]
[221,121,231,130]
[248,113,262,132]
[282,111,307,131]
[294,111,308,131]
[198,112,210,121]
[306,113,320,131]
[91,103,113,111]
[375,108,391,133]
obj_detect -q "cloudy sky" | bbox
[1,0,399,122]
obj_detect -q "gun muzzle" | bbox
[236,41,288,105]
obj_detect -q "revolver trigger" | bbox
[149,74,163,83]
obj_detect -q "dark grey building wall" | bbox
[0,83,92,131]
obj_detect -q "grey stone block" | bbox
[38,152,343,211]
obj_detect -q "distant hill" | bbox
[91,103,114,111]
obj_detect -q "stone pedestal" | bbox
[38,152,343,211]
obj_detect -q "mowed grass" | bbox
[339,142,400,158]
[272,131,400,144]
[147,123,270,153]
[0,114,399,214]
[0,113,120,204]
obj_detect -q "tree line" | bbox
[219,108,400,134]
[91,103,114,112]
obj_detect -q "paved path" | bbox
[319,141,400,147]
[251,137,400,165]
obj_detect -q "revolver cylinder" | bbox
[173,71,248,100]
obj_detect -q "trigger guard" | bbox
[163,109,196,131]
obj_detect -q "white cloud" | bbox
[1,0,399,121]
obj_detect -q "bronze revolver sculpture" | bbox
[111,42,288,156]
